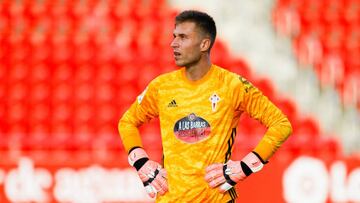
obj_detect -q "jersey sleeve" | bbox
[118,80,159,153]
[233,75,292,161]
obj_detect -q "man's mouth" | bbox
[174,51,181,58]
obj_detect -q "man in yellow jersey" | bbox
[119,10,292,202]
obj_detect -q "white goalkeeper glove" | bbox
[205,152,265,193]
[128,147,168,198]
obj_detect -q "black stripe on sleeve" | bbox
[224,128,236,163]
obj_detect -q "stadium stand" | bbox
[273,0,359,110]
[0,0,344,156]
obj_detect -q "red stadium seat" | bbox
[293,33,323,66]
[96,83,116,103]
[321,0,344,25]
[95,103,118,125]
[50,122,73,148]
[344,0,360,25]
[238,114,267,138]
[74,65,95,83]
[344,24,360,53]
[273,5,301,37]
[340,70,360,107]
[52,102,72,123]
[73,82,94,103]
[321,23,346,54]
[8,0,26,17]
[212,41,231,67]
[141,123,162,151]
[137,64,161,89]
[292,116,320,139]
[315,136,342,157]
[7,102,27,125]
[51,43,73,64]
[286,116,321,155]
[8,82,27,102]
[28,103,51,124]
[96,64,117,83]
[8,63,28,82]
[71,0,93,19]
[228,59,253,79]
[274,97,298,125]
[301,0,322,25]
[253,77,276,100]
[318,52,345,88]
[53,83,73,102]
[117,61,141,85]
[51,16,73,46]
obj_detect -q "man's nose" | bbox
[170,38,178,48]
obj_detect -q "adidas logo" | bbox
[168,100,178,107]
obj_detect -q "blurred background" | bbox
[0,0,359,202]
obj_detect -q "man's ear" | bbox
[200,38,211,52]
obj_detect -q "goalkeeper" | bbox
[119,10,292,202]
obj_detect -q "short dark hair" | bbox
[175,10,217,51]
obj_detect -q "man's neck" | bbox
[185,57,212,81]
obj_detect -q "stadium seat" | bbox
[52,102,72,123]
[8,82,27,103]
[228,58,253,79]
[272,4,301,37]
[117,61,141,84]
[321,0,344,25]
[137,64,162,89]
[212,41,231,68]
[340,70,360,108]
[253,77,276,101]
[274,97,298,125]
[141,124,162,151]
[321,23,345,54]
[344,0,360,25]
[318,52,345,88]
[50,122,73,148]
[293,116,320,137]
[293,33,323,66]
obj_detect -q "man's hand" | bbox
[128,147,168,198]
[204,152,264,193]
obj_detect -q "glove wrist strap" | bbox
[223,165,237,186]
[240,161,253,176]
[128,147,149,170]
[242,152,264,173]
[133,157,149,171]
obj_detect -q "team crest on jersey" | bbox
[239,76,253,93]
[173,113,211,143]
[209,93,220,112]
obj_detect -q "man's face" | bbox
[170,21,204,67]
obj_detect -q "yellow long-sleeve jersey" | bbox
[119,64,292,202]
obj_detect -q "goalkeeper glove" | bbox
[128,147,168,198]
[205,152,265,193]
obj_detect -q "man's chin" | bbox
[174,61,185,67]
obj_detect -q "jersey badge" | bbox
[209,93,220,112]
[173,113,211,143]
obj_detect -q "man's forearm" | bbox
[118,119,144,153]
[253,118,292,161]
